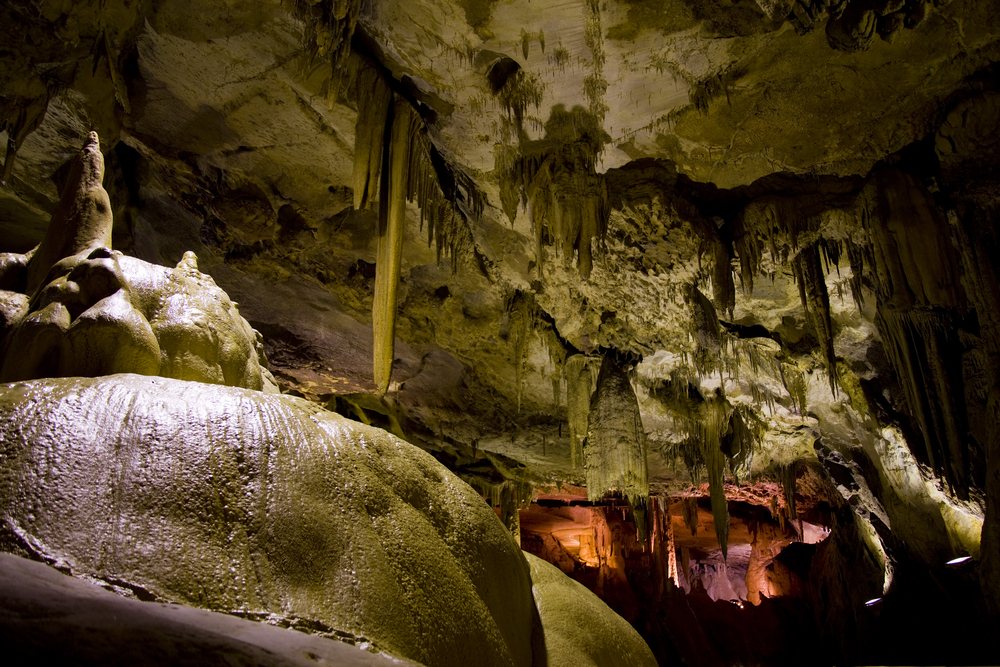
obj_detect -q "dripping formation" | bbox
[500,107,610,281]
[352,60,474,395]
[584,356,650,540]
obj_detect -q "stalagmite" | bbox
[585,356,650,536]
[500,483,523,546]
[662,498,680,589]
[25,131,113,294]
[566,354,600,468]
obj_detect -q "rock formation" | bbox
[2,0,1000,663]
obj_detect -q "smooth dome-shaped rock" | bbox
[0,374,538,667]
[524,552,657,667]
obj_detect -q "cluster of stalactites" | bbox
[670,391,735,559]
[732,168,976,499]
[463,476,534,543]
[584,356,650,540]
[565,354,601,469]
[294,0,362,105]
[504,144,609,280]
[850,169,971,498]
[352,65,469,395]
[734,196,840,391]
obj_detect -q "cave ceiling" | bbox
[2,0,998,568]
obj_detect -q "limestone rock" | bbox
[524,552,657,667]
[0,374,535,667]
[0,552,418,667]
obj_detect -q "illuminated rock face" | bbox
[0,373,660,667]
[0,374,536,667]
[1,0,1000,663]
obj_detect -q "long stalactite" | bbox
[794,243,838,393]
[585,356,650,538]
[372,97,412,396]
[352,65,393,211]
[353,62,474,395]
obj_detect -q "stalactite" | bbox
[686,283,721,376]
[782,462,798,519]
[372,98,415,396]
[462,476,532,543]
[876,308,968,494]
[355,64,475,393]
[781,362,808,416]
[713,239,736,317]
[565,354,600,468]
[2,96,49,186]
[674,390,734,559]
[682,496,699,537]
[725,405,762,484]
[507,292,536,412]
[794,244,838,393]
[98,30,130,115]
[585,357,649,519]
[704,394,732,561]
[352,66,393,211]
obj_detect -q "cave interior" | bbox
[2,0,1000,665]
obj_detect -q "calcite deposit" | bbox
[2,0,1000,664]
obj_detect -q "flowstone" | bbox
[524,552,657,667]
[0,375,535,667]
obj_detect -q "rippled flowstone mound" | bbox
[0,373,655,667]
